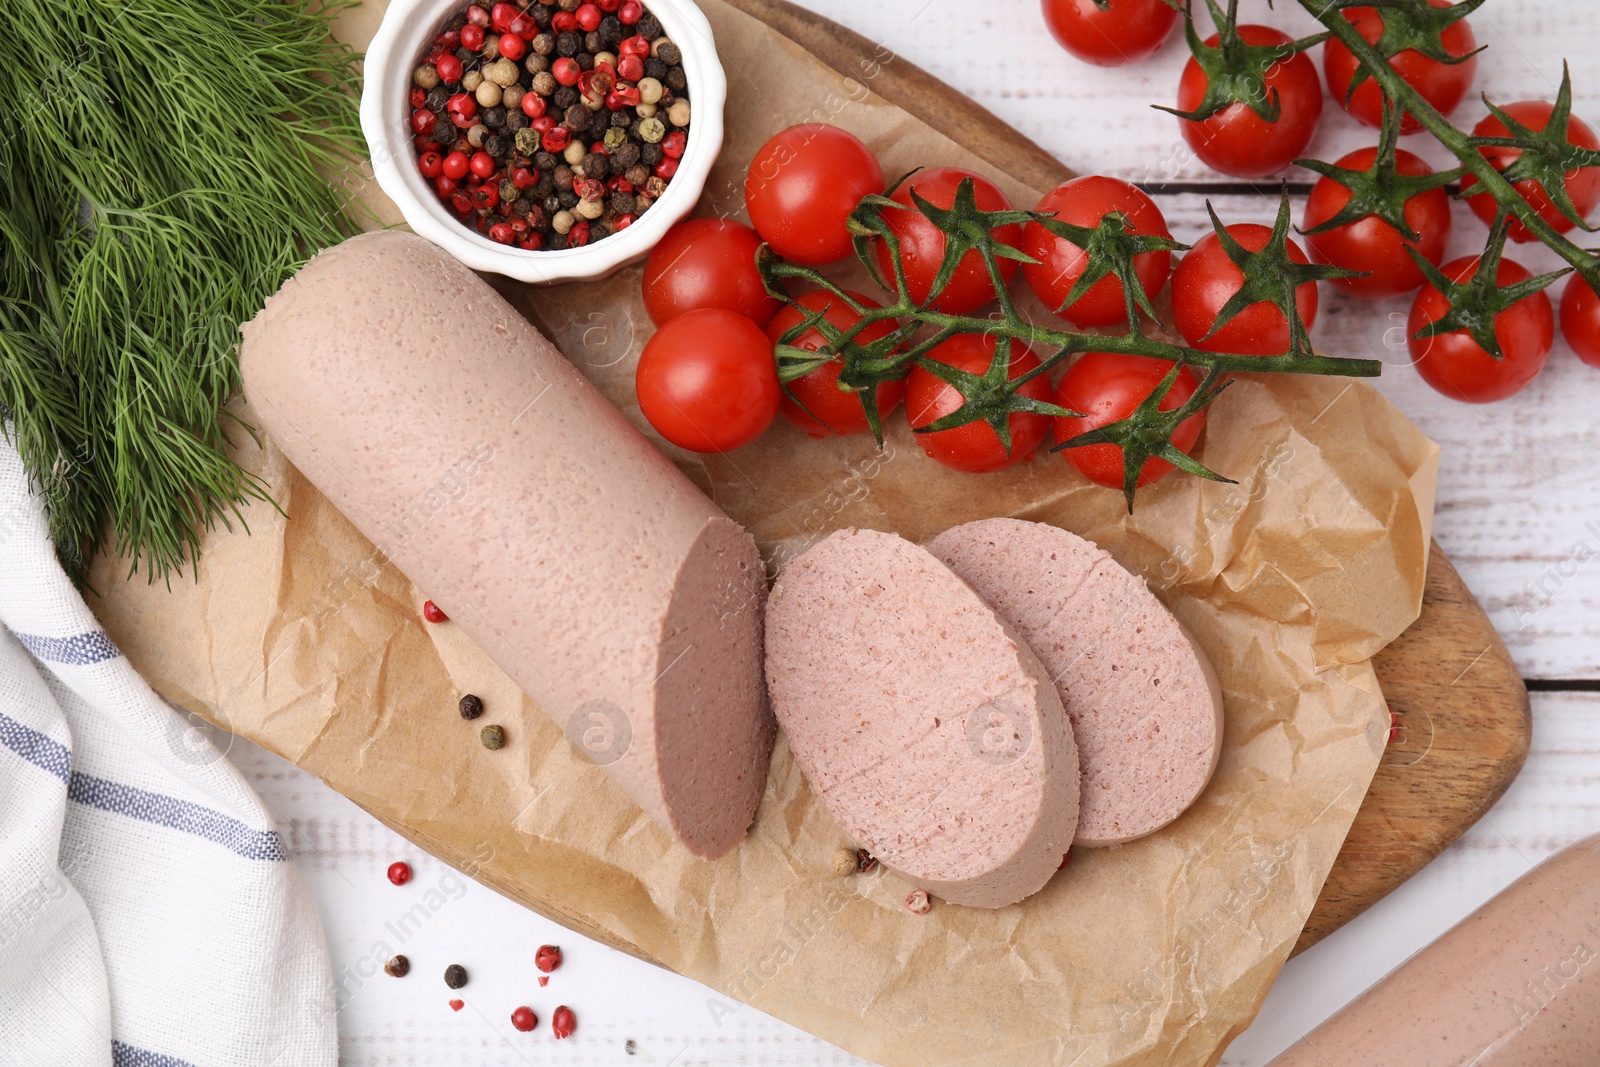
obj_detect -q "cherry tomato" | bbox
[641,218,781,327]
[1040,0,1179,66]
[1462,100,1600,243]
[767,290,906,437]
[636,308,780,452]
[905,334,1051,473]
[1408,255,1554,402]
[745,124,885,265]
[1302,147,1452,298]
[1560,276,1600,368]
[1052,353,1205,490]
[1322,1,1478,135]
[875,167,1021,315]
[1021,175,1173,327]
[1175,26,1324,179]
[1171,224,1319,355]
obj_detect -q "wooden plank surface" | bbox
[719,0,1530,960]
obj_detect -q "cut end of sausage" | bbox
[654,517,775,859]
[765,528,1079,908]
[927,518,1223,847]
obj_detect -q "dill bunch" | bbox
[0,0,367,582]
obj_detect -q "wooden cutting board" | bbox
[725,0,1531,956]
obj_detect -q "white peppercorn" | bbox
[635,101,656,119]
[666,99,690,127]
[574,197,603,220]
[462,69,483,92]
[502,83,525,110]
[467,123,489,147]
[414,64,441,90]
[563,140,587,165]
[475,79,502,107]
[488,57,520,87]
[637,76,663,105]
[551,209,575,234]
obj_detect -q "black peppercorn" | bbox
[534,150,558,170]
[444,13,467,31]
[553,165,575,191]
[624,162,648,186]
[640,141,662,165]
[644,56,667,81]
[434,121,458,146]
[531,3,551,27]
[513,196,534,218]
[584,30,602,53]
[582,151,609,178]
[385,955,411,978]
[505,110,528,133]
[611,141,639,168]
[657,40,682,66]
[576,52,594,71]
[444,964,468,989]
[627,115,643,140]
[665,65,686,92]
[557,188,579,209]
[553,85,579,110]
[459,694,484,720]
[424,86,449,112]
[636,13,662,38]
[483,104,506,128]
[591,220,612,241]
[564,103,592,131]
[599,15,622,44]
[547,232,568,251]
[542,194,562,215]
[555,31,580,56]
[534,172,555,198]
[605,110,627,130]
[609,190,634,214]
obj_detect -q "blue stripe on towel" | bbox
[0,709,72,783]
[68,774,287,862]
[15,630,121,665]
[112,1041,200,1067]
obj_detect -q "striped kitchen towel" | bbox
[0,434,336,1067]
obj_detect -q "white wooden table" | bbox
[229,2,1600,1062]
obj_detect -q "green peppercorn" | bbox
[515,126,541,155]
[603,127,627,149]
[499,179,520,203]
[480,725,506,750]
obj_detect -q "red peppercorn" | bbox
[434,174,458,198]
[661,130,686,159]
[615,212,637,229]
[489,221,516,244]
[490,1,516,33]
[598,0,620,10]
[653,156,678,180]
[497,199,515,217]
[465,3,489,25]
[510,1005,537,1032]
[575,3,602,31]
[520,92,547,119]
[435,29,461,51]
[607,83,641,110]
[451,190,474,215]
[387,861,412,885]
[530,115,556,136]
[409,108,437,136]
[534,944,563,973]
[469,150,497,179]
[619,0,643,24]
[616,53,644,83]
[448,999,465,1012]
[1058,848,1073,870]
[506,168,533,192]
[542,125,572,152]
[410,86,428,109]
[441,150,469,180]
[576,177,605,202]
[552,1005,576,1039]
[447,92,477,124]
[435,53,463,83]
[498,31,526,61]
[423,599,450,622]
[607,175,634,194]
[418,150,444,179]
[459,22,485,50]
[619,34,650,58]
[551,10,578,32]
[518,232,544,250]
[413,135,439,153]
[552,57,580,86]
[472,183,500,210]
[510,10,538,37]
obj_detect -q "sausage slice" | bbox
[765,528,1079,908]
[927,518,1222,846]
[240,231,773,859]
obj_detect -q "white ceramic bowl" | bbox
[361,0,725,284]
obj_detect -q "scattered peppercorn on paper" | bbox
[87,2,1437,1066]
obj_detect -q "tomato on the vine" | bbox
[1301,147,1452,298]
[767,290,906,437]
[1560,276,1600,369]
[1040,0,1179,67]
[642,218,782,327]
[1052,353,1206,490]
[745,124,885,265]
[1170,224,1319,355]
[636,308,780,452]
[905,334,1052,473]
[1462,100,1600,243]
[1408,256,1554,402]
[1175,25,1323,179]
[1322,0,1478,135]
[875,167,1022,316]
[1021,175,1174,328]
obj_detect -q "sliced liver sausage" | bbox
[239,231,772,860]
[765,528,1079,908]
[927,518,1222,846]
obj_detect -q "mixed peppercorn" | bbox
[410,0,691,250]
